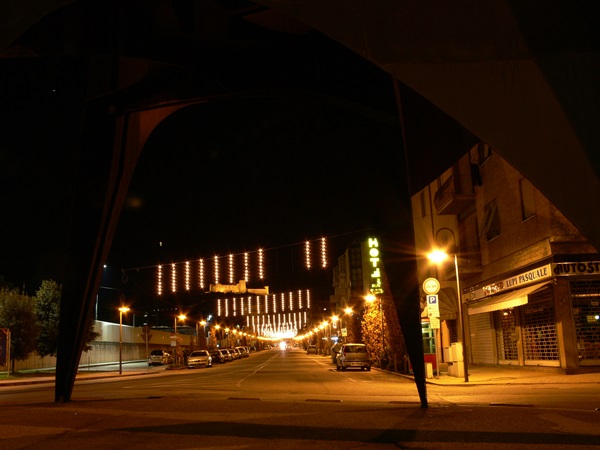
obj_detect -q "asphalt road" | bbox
[1,348,599,449]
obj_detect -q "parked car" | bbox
[187,350,212,368]
[148,349,171,366]
[330,343,343,363]
[210,349,226,364]
[235,346,249,357]
[336,343,371,371]
[306,344,318,354]
[220,348,233,362]
[228,348,241,359]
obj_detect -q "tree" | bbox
[207,327,218,351]
[361,301,387,367]
[34,279,61,357]
[33,279,100,357]
[82,316,101,352]
[360,269,408,372]
[0,288,38,371]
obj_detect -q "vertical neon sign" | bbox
[368,238,383,294]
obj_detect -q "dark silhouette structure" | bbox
[1,2,598,408]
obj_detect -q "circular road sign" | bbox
[422,278,440,295]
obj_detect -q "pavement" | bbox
[0,361,598,388]
[1,360,599,450]
[415,364,600,386]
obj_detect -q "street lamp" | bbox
[174,314,186,365]
[196,320,207,349]
[331,315,339,343]
[427,250,469,382]
[215,324,221,348]
[343,307,353,342]
[118,306,130,375]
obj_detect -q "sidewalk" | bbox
[1,362,598,388]
[410,364,600,386]
[0,361,159,387]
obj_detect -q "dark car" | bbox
[306,344,317,354]
[210,349,226,364]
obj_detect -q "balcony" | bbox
[434,173,476,215]
[438,246,483,281]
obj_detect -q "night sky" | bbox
[0,54,406,324]
[101,93,405,323]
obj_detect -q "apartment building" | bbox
[413,143,600,374]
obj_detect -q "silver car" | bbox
[187,350,212,368]
[336,343,371,371]
[235,346,250,357]
[148,349,171,366]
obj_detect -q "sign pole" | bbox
[423,279,441,379]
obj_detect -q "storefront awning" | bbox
[467,281,552,315]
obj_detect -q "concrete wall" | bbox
[12,321,192,371]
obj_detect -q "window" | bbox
[481,199,500,240]
[520,178,535,220]
[477,142,492,163]
[421,322,435,354]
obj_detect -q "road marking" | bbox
[235,353,280,387]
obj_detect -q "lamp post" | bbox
[118,306,130,375]
[427,250,469,382]
[343,307,353,342]
[197,320,206,349]
[215,324,221,348]
[174,314,186,365]
[331,315,339,343]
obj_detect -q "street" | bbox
[0,348,598,449]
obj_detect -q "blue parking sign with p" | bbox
[427,295,440,318]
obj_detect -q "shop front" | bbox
[465,261,600,372]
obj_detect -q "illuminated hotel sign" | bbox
[368,238,383,294]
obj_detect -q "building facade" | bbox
[329,239,378,342]
[413,143,600,374]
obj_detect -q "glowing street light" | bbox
[118,306,130,375]
[174,314,186,365]
[215,324,221,347]
[426,249,469,382]
[196,319,207,349]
